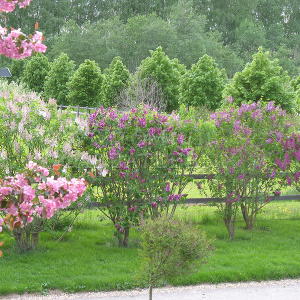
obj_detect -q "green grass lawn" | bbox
[1,201,300,295]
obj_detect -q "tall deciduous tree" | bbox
[67,59,103,107]
[224,48,296,112]
[21,53,50,93]
[44,53,75,105]
[180,55,226,110]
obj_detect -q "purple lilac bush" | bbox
[84,105,198,246]
[204,101,299,239]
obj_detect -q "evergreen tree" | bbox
[102,57,130,107]
[67,59,103,107]
[44,53,75,105]
[224,48,296,112]
[138,47,182,112]
[21,53,50,93]
[180,55,226,110]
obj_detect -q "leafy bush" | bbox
[21,53,50,93]
[138,47,183,112]
[139,217,211,300]
[84,105,199,246]
[224,48,296,112]
[67,59,103,107]
[204,101,296,239]
[180,54,226,110]
[44,53,75,105]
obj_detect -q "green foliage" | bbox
[138,47,182,112]
[180,55,226,110]
[8,59,27,83]
[67,59,103,107]
[292,76,300,91]
[139,217,211,290]
[234,19,266,61]
[224,48,296,112]
[102,57,130,107]
[292,76,300,111]
[169,0,243,77]
[4,0,300,76]
[44,53,75,105]
[21,54,50,93]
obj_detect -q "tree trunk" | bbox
[122,227,129,247]
[117,227,130,247]
[224,217,235,240]
[13,229,40,252]
[240,203,254,230]
[149,285,153,300]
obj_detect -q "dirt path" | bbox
[2,279,300,300]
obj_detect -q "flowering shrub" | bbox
[272,132,300,191]
[0,0,41,70]
[0,0,31,12]
[0,0,46,59]
[85,105,197,247]
[205,101,296,239]
[0,162,86,251]
[0,90,102,178]
[0,0,46,254]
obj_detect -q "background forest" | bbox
[1,0,299,77]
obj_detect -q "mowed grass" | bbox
[1,201,300,295]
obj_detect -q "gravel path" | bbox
[2,279,300,300]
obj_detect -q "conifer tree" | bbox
[67,59,103,107]
[21,53,50,93]
[224,48,296,112]
[44,53,75,105]
[138,47,182,112]
[180,54,226,110]
[102,56,130,107]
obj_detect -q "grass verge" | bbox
[1,201,300,295]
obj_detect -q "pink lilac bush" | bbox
[0,161,86,251]
[205,101,297,239]
[0,0,46,253]
[85,105,197,247]
[0,0,31,12]
[0,161,86,232]
[0,0,46,59]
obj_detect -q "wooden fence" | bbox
[87,174,300,208]
[58,105,96,117]
[185,174,300,204]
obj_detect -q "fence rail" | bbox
[87,173,300,207]
[58,105,96,117]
